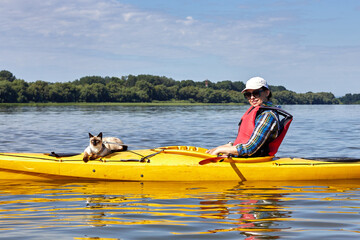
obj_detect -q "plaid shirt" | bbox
[235,102,279,156]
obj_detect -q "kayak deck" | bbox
[0,146,359,181]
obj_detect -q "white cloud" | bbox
[176,16,196,25]
[1,0,295,59]
[0,0,359,95]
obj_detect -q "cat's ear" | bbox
[88,133,94,138]
[98,132,103,139]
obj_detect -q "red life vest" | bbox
[234,106,292,156]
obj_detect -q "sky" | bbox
[1,0,359,96]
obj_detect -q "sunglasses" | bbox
[243,89,264,99]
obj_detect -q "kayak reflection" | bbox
[196,182,288,239]
[1,180,360,239]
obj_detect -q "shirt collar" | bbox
[263,101,274,107]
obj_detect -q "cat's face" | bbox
[89,132,102,147]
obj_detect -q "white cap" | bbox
[242,77,269,92]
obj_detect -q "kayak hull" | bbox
[0,146,359,181]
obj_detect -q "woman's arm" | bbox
[236,111,278,156]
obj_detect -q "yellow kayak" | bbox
[0,146,359,181]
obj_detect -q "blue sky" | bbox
[1,0,359,96]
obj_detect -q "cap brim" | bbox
[241,86,269,93]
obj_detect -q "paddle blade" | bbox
[199,156,225,165]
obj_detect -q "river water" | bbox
[0,104,359,239]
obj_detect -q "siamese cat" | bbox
[83,132,126,163]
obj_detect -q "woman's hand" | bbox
[206,143,238,156]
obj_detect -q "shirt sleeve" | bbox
[235,111,279,156]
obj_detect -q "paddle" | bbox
[199,155,230,165]
[199,155,274,165]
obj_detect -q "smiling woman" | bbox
[206,77,292,158]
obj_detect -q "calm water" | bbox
[0,104,360,239]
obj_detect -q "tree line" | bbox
[0,70,357,104]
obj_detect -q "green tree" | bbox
[122,87,140,102]
[49,82,79,102]
[270,85,287,92]
[178,86,199,100]
[228,90,246,103]
[136,74,177,87]
[106,82,123,102]
[125,75,138,87]
[79,83,109,102]
[108,76,126,85]
[27,81,50,102]
[207,90,224,103]
[196,88,211,103]
[0,70,16,82]
[135,90,151,102]
[135,80,154,101]
[153,85,172,101]
[339,93,360,104]
[168,85,179,100]
[0,81,17,102]
[215,80,233,90]
[273,91,298,104]
[179,80,196,88]
[232,81,246,92]
[12,79,29,103]
[73,76,107,85]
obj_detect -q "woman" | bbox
[206,77,292,157]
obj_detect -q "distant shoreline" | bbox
[0,102,357,107]
[1,71,359,104]
[0,101,247,107]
